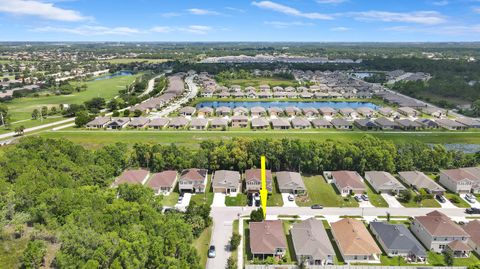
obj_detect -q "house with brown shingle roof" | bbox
[245,168,272,193]
[330,218,381,263]
[411,211,471,254]
[249,220,287,259]
[112,169,150,188]
[178,168,208,193]
[439,167,480,194]
[331,171,365,196]
[147,170,178,195]
[463,220,480,255]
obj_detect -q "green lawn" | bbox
[364,181,388,207]
[2,74,140,133]
[400,197,441,208]
[296,175,358,207]
[38,130,480,149]
[160,192,179,207]
[190,175,214,206]
[428,251,480,266]
[282,221,298,264]
[225,194,247,206]
[267,177,283,207]
[243,220,252,264]
[322,220,345,265]
[445,193,471,208]
[218,77,299,88]
[0,117,67,135]
[193,226,212,269]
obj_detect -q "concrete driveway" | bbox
[439,196,457,208]
[281,193,298,207]
[358,200,374,208]
[174,193,191,211]
[381,193,404,208]
[212,193,226,207]
[461,194,480,208]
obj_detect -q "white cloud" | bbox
[473,7,480,13]
[265,21,314,28]
[150,26,174,33]
[352,10,446,25]
[331,26,350,31]
[252,1,333,20]
[225,7,245,13]
[187,8,220,16]
[0,0,88,21]
[181,25,212,34]
[161,12,182,18]
[316,0,347,4]
[32,25,141,35]
[432,0,449,6]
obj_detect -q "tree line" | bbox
[130,135,478,174]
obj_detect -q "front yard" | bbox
[364,180,388,207]
[295,175,358,207]
[190,175,214,206]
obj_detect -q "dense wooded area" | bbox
[0,137,207,269]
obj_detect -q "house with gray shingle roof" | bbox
[318,107,336,116]
[291,117,311,129]
[311,118,332,128]
[212,170,241,194]
[210,118,229,129]
[395,119,423,130]
[231,115,248,128]
[233,106,249,116]
[354,119,378,131]
[398,171,445,195]
[251,106,267,117]
[215,106,231,116]
[374,117,398,130]
[365,171,406,194]
[179,106,196,116]
[271,118,291,130]
[190,118,208,130]
[147,118,169,129]
[331,118,352,129]
[291,218,335,265]
[436,118,467,131]
[86,116,111,128]
[107,117,130,129]
[370,222,427,262]
[455,117,480,128]
[168,117,189,129]
[128,117,149,128]
[251,118,269,129]
[276,171,306,194]
[378,107,394,117]
[268,106,283,116]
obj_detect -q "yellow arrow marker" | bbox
[260,155,268,218]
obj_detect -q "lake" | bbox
[93,71,133,81]
[196,101,379,110]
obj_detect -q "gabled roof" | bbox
[113,169,149,187]
[331,118,352,126]
[291,218,335,260]
[448,240,472,251]
[212,170,241,189]
[398,171,445,192]
[245,169,272,182]
[128,117,149,126]
[169,117,189,127]
[271,118,291,128]
[415,211,470,237]
[86,116,111,126]
[440,167,480,182]
[190,117,208,127]
[291,117,311,127]
[179,106,196,114]
[250,220,287,254]
[180,168,207,182]
[210,118,228,126]
[331,218,381,256]
[436,118,466,128]
[311,118,332,127]
[147,170,177,189]
[370,222,426,257]
[365,171,406,191]
[251,117,269,127]
[276,171,306,190]
[147,118,169,127]
[462,220,480,246]
[375,117,398,127]
[331,171,365,190]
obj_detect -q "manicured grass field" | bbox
[160,192,180,207]
[282,220,298,264]
[400,197,441,208]
[364,181,388,207]
[99,58,168,64]
[427,251,480,266]
[225,194,247,206]
[193,226,212,269]
[37,130,480,149]
[445,193,471,208]
[0,117,65,135]
[267,178,283,207]
[296,175,358,207]
[190,176,214,206]
[3,74,140,123]
[219,78,299,88]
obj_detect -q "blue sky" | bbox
[0,0,479,42]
